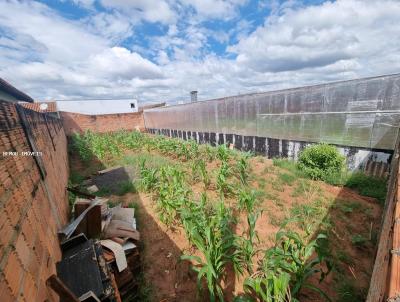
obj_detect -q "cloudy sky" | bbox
[0,0,399,103]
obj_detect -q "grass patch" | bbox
[271,179,284,192]
[94,187,112,197]
[278,172,296,186]
[120,153,174,169]
[117,180,137,195]
[290,198,329,232]
[345,172,387,203]
[273,158,298,173]
[257,178,266,189]
[336,278,366,302]
[336,250,354,265]
[291,180,311,198]
[337,200,363,214]
[351,234,368,248]
[70,171,85,185]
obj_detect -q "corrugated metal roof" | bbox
[0,78,34,102]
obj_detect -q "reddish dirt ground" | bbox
[70,152,383,302]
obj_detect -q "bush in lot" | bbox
[298,144,345,181]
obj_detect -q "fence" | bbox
[144,73,400,151]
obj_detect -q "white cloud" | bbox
[99,0,176,24]
[86,47,163,80]
[0,0,400,104]
[86,12,134,42]
[229,0,400,73]
[180,0,247,19]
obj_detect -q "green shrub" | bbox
[298,144,345,181]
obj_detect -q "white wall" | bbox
[56,99,138,115]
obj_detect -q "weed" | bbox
[71,132,92,161]
[337,201,362,214]
[336,250,354,265]
[267,211,285,227]
[94,187,112,197]
[127,202,137,209]
[291,179,321,200]
[117,180,137,195]
[345,172,387,203]
[107,200,117,208]
[272,158,303,177]
[290,199,329,232]
[351,234,368,248]
[278,172,296,186]
[291,180,310,198]
[336,278,366,302]
[70,171,85,185]
[257,156,265,163]
[271,179,284,192]
[257,178,266,190]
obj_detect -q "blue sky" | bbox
[0,0,399,103]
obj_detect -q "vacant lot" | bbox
[69,131,385,302]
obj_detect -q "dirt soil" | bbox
[70,152,383,302]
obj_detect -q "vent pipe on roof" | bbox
[190,91,198,103]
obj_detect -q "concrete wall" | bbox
[147,128,392,177]
[60,111,145,136]
[0,101,69,301]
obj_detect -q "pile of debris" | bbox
[47,194,141,301]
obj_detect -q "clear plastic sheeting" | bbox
[144,74,400,150]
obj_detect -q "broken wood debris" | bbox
[53,197,141,301]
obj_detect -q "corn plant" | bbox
[181,201,237,302]
[216,162,234,197]
[272,230,331,301]
[188,139,200,159]
[178,142,191,161]
[204,145,216,162]
[191,159,210,186]
[234,210,261,274]
[156,166,190,226]
[217,144,230,162]
[236,156,250,185]
[139,160,159,192]
[244,271,291,302]
[237,189,257,213]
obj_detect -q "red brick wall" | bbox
[60,111,145,136]
[0,100,69,301]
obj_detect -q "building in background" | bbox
[0,78,33,103]
[56,99,138,115]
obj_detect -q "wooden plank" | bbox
[367,131,400,302]
[389,201,400,298]
[46,274,80,302]
[87,203,102,238]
